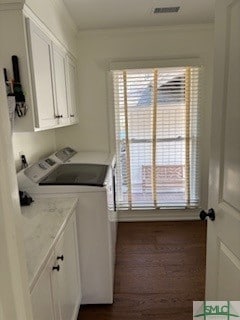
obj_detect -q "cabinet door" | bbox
[52,43,69,125]
[66,55,78,124]
[55,213,81,320]
[31,253,59,320]
[26,19,57,128]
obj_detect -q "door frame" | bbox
[0,68,33,319]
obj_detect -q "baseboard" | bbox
[117,209,200,222]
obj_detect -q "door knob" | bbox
[199,208,215,221]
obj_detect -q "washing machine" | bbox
[17,147,117,304]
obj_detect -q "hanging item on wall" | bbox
[3,56,28,130]
[12,55,28,117]
[3,67,16,129]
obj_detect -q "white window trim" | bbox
[107,58,207,220]
[110,58,203,71]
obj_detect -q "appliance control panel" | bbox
[24,158,58,183]
[55,147,77,163]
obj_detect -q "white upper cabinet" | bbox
[66,55,78,124]
[52,43,69,125]
[26,18,79,130]
[0,7,79,132]
[27,19,58,128]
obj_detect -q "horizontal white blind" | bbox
[112,67,201,210]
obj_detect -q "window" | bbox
[112,66,201,210]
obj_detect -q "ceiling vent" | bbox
[153,6,180,14]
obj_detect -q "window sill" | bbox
[117,208,200,222]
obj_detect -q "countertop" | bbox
[20,197,78,291]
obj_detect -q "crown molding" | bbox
[78,23,214,37]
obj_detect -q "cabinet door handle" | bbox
[70,114,75,118]
[60,115,63,118]
[57,255,64,261]
[52,265,60,271]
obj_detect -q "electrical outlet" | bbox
[19,152,28,169]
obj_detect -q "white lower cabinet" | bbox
[30,212,81,320]
[31,253,57,320]
[55,214,81,320]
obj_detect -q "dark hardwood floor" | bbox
[78,221,207,320]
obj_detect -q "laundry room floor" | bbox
[78,220,206,320]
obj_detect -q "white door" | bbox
[27,19,57,128]
[205,0,240,299]
[52,43,69,125]
[66,55,78,124]
[31,253,58,320]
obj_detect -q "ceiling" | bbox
[63,0,215,31]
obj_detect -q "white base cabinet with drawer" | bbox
[31,213,81,320]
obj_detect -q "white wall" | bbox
[55,24,214,208]
[12,131,56,171]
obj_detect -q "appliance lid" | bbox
[39,164,109,186]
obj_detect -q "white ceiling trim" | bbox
[0,2,23,10]
[78,23,214,37]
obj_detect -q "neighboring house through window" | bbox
[112,66,201,210]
